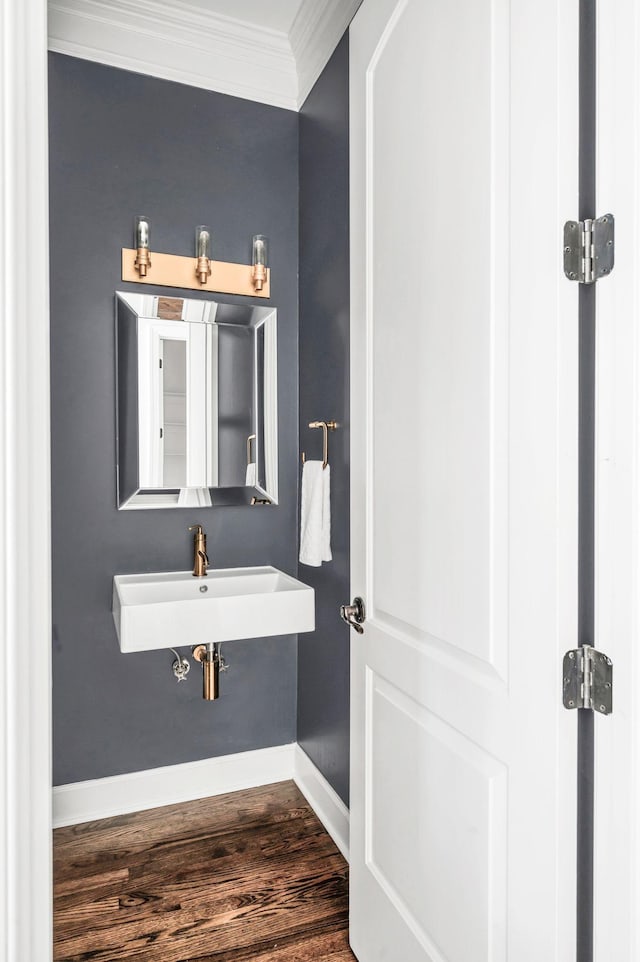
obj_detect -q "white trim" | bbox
[290,0,361,107]
[0,1,52,959]
[293,745,350,861]
[47,0,361,111]
[53,744,297,828]
[48,0,299,110]
[53,744,350,861]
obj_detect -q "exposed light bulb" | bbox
[195,225,212,284]
[252,234,269,291]
[134,215,151,277]
[135,215,149,249]
[196,226,211,260]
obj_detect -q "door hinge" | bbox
[563,214,614,283]
[563,646,613,715]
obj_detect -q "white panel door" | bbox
[349,1,579,960]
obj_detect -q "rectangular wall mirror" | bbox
[116,292,278,509]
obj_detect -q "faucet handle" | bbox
[189,523,204,534]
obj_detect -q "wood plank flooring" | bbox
[53,780,356,962]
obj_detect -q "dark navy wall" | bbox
[297,36,351,806]
[49,54,299,786]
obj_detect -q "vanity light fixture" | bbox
[252,234,269,292]
[134,215,151,278]
[195,225,212,285]
[122,225,270,297]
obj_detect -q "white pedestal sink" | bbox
[112,566,315,653]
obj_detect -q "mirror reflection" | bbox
[116,292,278,509]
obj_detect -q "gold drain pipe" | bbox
[192,643,222,700]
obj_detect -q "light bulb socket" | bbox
[195,225,212,284]
[252,234,268,291]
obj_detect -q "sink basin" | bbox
[112,566,315,653]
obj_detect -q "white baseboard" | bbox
[293,745,350,862]
[53,743,296,828]
[53,742,350,861]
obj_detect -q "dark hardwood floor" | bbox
[53,780,356,962]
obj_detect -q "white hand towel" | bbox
[245,462,257,486]
[300,460,332,566]
[321,464,331,562]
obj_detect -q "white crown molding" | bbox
[290,0,361,107]
[53,743,350,861]
[48,0,299,110]
[48,0,360,110]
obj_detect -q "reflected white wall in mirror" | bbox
[160,338,188,489]
[116,292,278,509]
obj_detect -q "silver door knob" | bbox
[340,596,366,634]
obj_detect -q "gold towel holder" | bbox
[301,420,337,470]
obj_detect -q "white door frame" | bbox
[594,1,640,957]
[0,1,53,959]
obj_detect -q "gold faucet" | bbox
[189,524,209,577]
